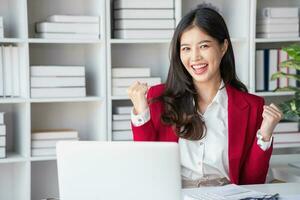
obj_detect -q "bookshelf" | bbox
[0,0,298,199]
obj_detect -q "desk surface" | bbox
[183,182,300,197]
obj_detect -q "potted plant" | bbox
[271,43,300,121]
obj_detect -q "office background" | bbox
[0,0,299,200]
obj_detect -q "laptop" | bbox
[56,141,182,200]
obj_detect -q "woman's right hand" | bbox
[127,81,149,114]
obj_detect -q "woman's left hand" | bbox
[259,103,283,141]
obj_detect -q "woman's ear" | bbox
[221,39,228,57]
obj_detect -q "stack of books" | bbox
[112,106,133,141]
[113,0,175,39]
[31,129,79,157]
[273,121,300,148]
[0,112,6,158]
[0,17,3,38]
[35,15,100,39]
[112,67,161,96]
[0,45,21,97]
[255,48,296,92]
[257,7,299,38]
[30,65,86,98]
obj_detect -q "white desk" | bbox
[182,182,300,199]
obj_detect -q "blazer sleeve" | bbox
[131,87,159,141]
[239,98,273,184]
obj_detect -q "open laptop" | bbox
[56,141,182,200]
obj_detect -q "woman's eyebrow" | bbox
[180,40,212,46]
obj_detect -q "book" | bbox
[112,87,128,96]
[113,106,132,114]
[47,15,100,23]
[112,130,133,141]
[0,46,3,96]
[0,125,5,136]
[273,132,300,143]
[31,66,85,77]
[0,27,3,38]
[255,50,264,91]
[114,0,174,9]
[11,46,20,97]
[3,46,12,96]
[0,136,5,146]
[31,87,86,98]
[262,7,299,18]
[31,138,78,148]
[114,9,174,19]
[263,49,269,91]
[274,122,299,133]
[257,17,299,25]
[36,22,99,34]
[31,129,79,140]
[112,67,150,78]
[256,32,299,38]
[112,120,131,131]
[112,77,161,87]
[36,33,100,40]
[268,49,278,91]
[0,147,5,158]
[0,17,3,28]
[112,114,131,121]
[256,24,299,33]
[114,29,174,39]
[114,19,175,29]
[31,77,86,87]
[0,112,4,124]
[31,148,56,157]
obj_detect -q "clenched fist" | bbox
[260,103,283,141]
[127,81,149,114]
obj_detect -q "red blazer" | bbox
[132,84,273,185]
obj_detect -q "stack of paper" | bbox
[0,17,3,38]
[255,48,296,92]
[112,106,133,141]
[30,65,86,98]
[113,0,175,39]
[112,67,161,96]
[0,45,21,97]
[0,112,6,158]
[35,15,100,39]
[31,129,79,157]
[257,7,299,38]
[272,121,300,148]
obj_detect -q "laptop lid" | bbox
[56,141,182,200]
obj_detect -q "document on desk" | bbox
[182,184,268,200]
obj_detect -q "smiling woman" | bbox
[127,6,283,188]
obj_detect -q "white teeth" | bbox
[192,64,207,69]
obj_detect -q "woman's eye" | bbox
[200,44,208,49]
[182,47,190,52]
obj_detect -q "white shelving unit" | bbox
[0,0,298,199]
[0,0,106,199]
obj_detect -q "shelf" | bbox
[274,143,300,149]
[110,39,172,44]
[0,153,27,163]
[28,38,103,44]
[255,38,300,43]
[0,98,27,104]
[0,38,26,43]
[111,96,130,100]
[30,156,56,162]
[255,91,295,97]
[30,96,104,103]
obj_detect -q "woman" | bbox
[127,6,282,187]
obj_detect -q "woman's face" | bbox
[180,26,228,84]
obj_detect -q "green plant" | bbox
[271,43,300,121]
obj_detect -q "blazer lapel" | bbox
[226,85,249,184]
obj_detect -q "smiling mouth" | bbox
[191,64,208,75]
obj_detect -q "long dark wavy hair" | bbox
[155,7,247,140]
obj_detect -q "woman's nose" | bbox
[191,48,202,61]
